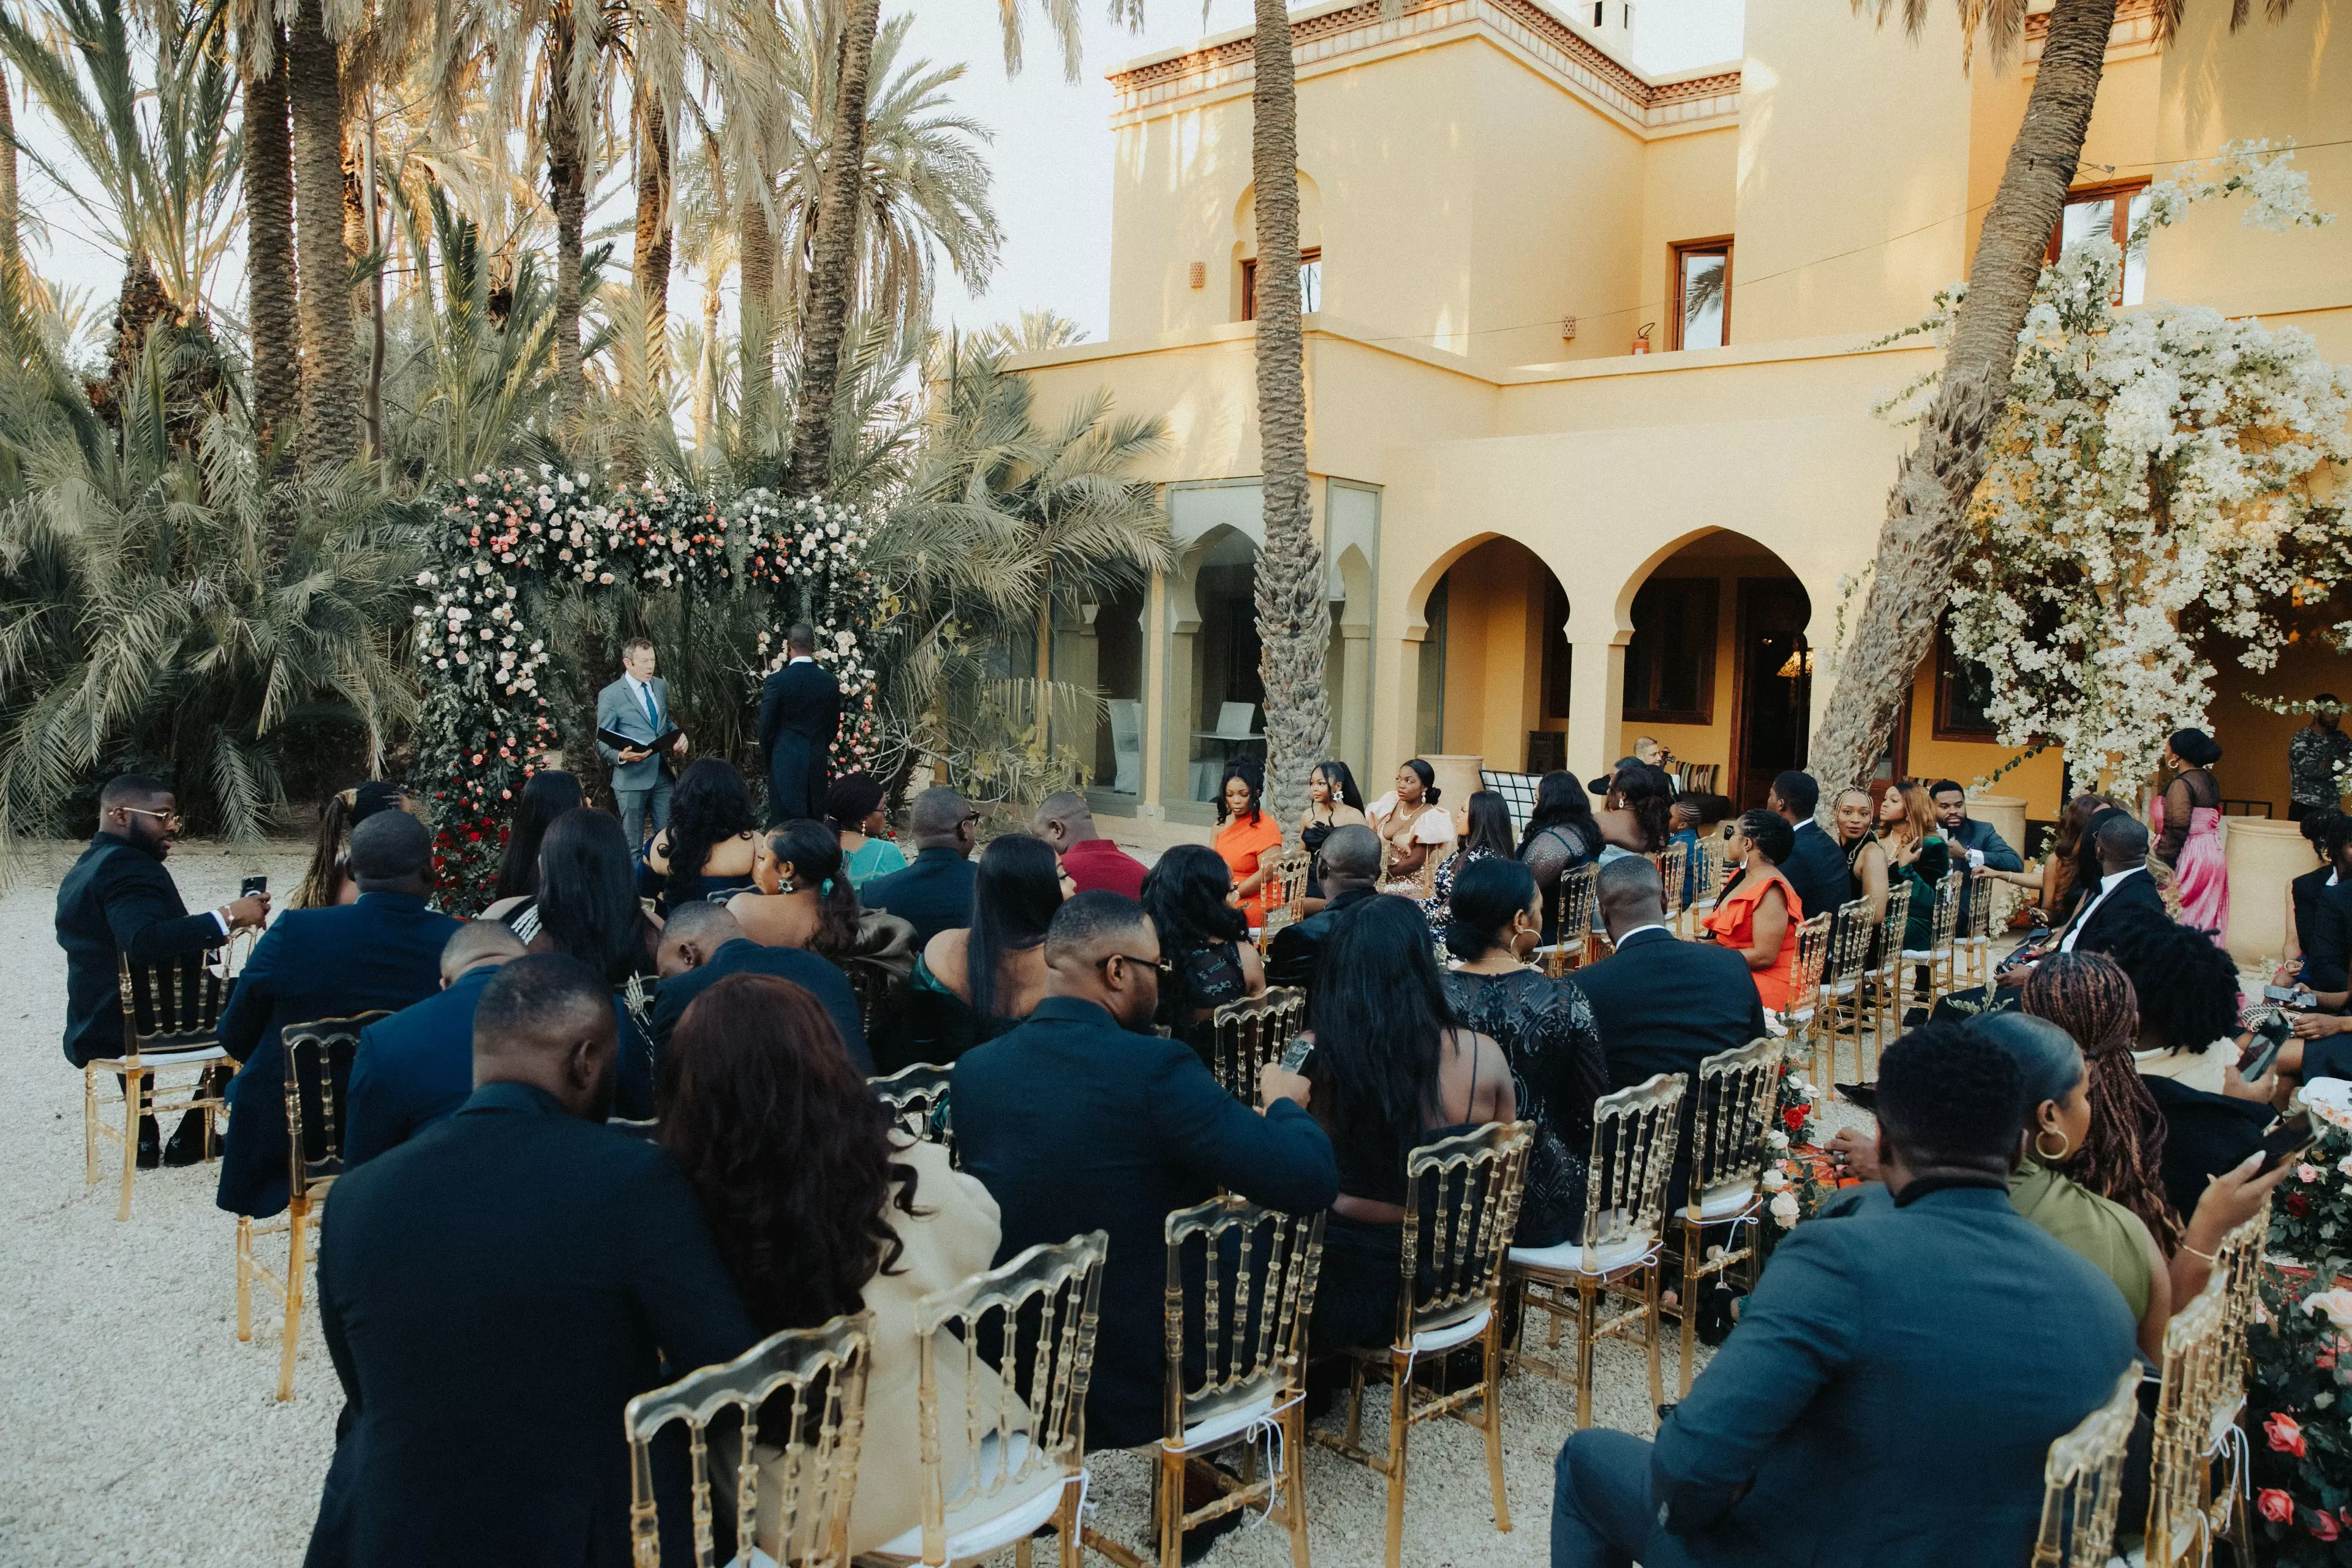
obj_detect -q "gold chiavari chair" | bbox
[1864,881,1915,1076]
[1773,913,1834,1085]
[2031,1366,2144,1568]
[85,944,244,1221]
[1899,869,1967,1023]
[2195,1201,2272,1567]
[1678,833,1726,938]
[1817,900,1875,1090]
[1084,1197,1324,1568]
[1506,1074,1685,1428]
[624,1312,873,1568]
[1204,987,1308,1103]
[237,1011,386,1401]
[869,1063,954,1150]
[2143,1271,2238,1568]
[1316,1121,1532,1568]
[1953,867,2005,990]
[869,1231,1108,1568]
[1544,864,1601,977]
[1257,848,1313,952]
[1655,840,1691,927]
[1668,1038,1781,1398]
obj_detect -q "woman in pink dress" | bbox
[2153,728,2230,946]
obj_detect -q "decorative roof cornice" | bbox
[2023,0,2163,59]
[1108,0,1742,133]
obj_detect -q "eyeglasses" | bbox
[119,806,183,830]
[1096,952,1163,974]
[960,812,982,828]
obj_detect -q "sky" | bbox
[15,0,1746,349]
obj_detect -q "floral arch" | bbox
[412,467,886,905]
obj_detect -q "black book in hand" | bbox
[598,725,683,756]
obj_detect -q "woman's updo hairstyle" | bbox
[1400,757,1440,805]
[1445,856,1539,963]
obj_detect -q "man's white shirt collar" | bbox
[1613,922,1674,944]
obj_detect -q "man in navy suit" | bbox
[305,954,758,1568]
[755,622,842,825]
[1766,771,1850,926]
[1265,824,1380,992]
[596,638,688,849]
[953,892,1338,1449]
[858,786,980,947]
[1550,1023,2138,1568]
[2062,812,2174,956]
[649,902,871,1072]
[216,811,463,1218]
[1573,858,1768,1093]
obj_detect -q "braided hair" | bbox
[2021,952,2180,1253]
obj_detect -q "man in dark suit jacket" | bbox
[304,954,759,1568]
[217,812,463,1219]
[953,892,1338,1450]
[756,622,842,825]
[54,774,270,1162]
[859,786,980,947]
[650,902,871,1071]
[1265,824,1380,992]
[1767,770,1850,924]
[1551,1023,2138,1568]
[2062,812,2173,958]
[1574,858,1768,1093]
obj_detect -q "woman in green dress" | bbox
[827,772,907,890]
[1877,782,1951,954]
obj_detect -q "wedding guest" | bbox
[1033,789,1147,899]
[858,788,980,947]
[636,758,760,914]
[1267,825,1381,992]
[2288,695,2350,823]
[727,819,864,955]
[1830,787,1890,929]
[1665,793,1732,909]
[344,922,529,1167]
[1422,788,1515,933]
[217,811,462,1219]
[2277,809,2348,990]
[1700,810,1801,1015]
[1369,758,1455,897]
[650,902,870,1072]
[486,770,584,924]
[1983,793,2115,931]
[289,782,410,909]
[1215,758,1284,927]
[1594,762,1675,858]
[1550,1024,2138,1568]
[529,809,661,982]
[1766,770,1850,932]
[1520,771,1603,945]
[1142,843,1265,1058]
[2154,729,2230,943]
[907,833,1063,1063]
[2290,815,2352,1009]
[55,774,268,1164]
[1299,760,1369,903]
[1929,780,2024,931]
[1877,783,1951,956]
[2056,812,2169,957]
[304,954,758,1568]
[952,892,1337,1449]
[1306,894,1517,1355]
[1441,858,1599,1247]
[829,772,908,890]
[658,971,1000,1557]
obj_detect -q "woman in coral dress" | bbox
[2154,728,2230,947]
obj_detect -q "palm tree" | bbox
[971,307,1085,358]
[288,0,363,470]
[0,45,20,279]
[1807,0,2297,793]
[239,21,298,466]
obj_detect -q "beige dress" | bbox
[738,1137,1007,1556]
[1368,792,1455,898]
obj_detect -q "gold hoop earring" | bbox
[2034,1128,2072,1162]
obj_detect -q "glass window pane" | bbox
[2122,189,2151,305]
[2059,198,2114,255]
[1299,256,1321,314]
[1679,252,1725,350]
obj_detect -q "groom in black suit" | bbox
[756,622,842,825]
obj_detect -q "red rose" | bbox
[2260,1490,2296,1524]
[2313,1510,2341,1543]
[1782,1106,1807,1134]
[2286,1192,2313,1218]
[2267,1412,2307,1457]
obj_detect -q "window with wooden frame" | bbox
[2047,180,2152,305]
[1623,577,1717,723]
[1241,249,1322,322]
[1668,238,1731,350]
[1932,619,1999,740]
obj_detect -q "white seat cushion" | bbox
[1691,1179,1758,1222]
[92,1044,230,1069]
[1179,1387,1278,1451]
[1410,1306,1492,1354]
[871,1436,1072,1561]
[1510,1229,1658,1276]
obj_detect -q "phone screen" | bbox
[2266,984,2307,1005]
[1280,1036,1314,1074]
[2242,1034,2286,1084]
[241,874,268,898]
[2259,1112,2318,1177]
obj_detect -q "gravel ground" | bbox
[0,838,1871,1567]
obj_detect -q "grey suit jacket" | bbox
[595,676,671,791]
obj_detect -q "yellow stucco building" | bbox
[1010,0,2352,846]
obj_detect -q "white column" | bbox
[1564,636,1627,788]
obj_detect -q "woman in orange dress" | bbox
[1702,807,1804,1014]
[1214,761,1285,929]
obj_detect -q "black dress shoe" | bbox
[136,1115,162,1170]
[1834,1083,1877,1112]
[162,1111,214,1166]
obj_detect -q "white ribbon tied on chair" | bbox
[1167,1387,1306,1530]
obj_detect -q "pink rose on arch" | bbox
[2266,1412,2307,1456]
[2299,1163,2322,1184]
[2313,1510,2342,1543]
[2258,1489,2296,1524]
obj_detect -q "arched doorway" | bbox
[1165,525,1265,805]
[1409,536,1574,775]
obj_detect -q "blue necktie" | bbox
[640,682,659,731]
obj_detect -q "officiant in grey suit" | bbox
[595,638,688,848]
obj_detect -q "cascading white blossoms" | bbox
[1944,142,2351,787]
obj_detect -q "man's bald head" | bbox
[350,809,434,892]
[909,787,976,854]
[440,920,526,986]
[472,953,618,1120]
[1317,823,1381,892]
[1043,891,1160,1030]
[1033,790,1099,848]
[1597,854,1667,939]
[657,900,744,979]
[2095,811,2150,873]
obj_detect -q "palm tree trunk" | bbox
[1806,0,2117,796]
[0,52,20,279]
[1248,0,1328,845]
[620,77,673,473]
[288,0,361,472]
[740,167,776,440]
[695,270,718,454]
[546,6,589,428]
[782,0,881,497]
[244,30,300,466]
[359,111,386,457]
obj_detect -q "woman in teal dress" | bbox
[1877,782,1952,952]
[828,773,907,890]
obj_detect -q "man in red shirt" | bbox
[1035,791,1150,899]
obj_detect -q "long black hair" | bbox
[1308,894,1456,1178]
[663,758,757,912]
[1608,763,1675,853]
[1218,755,1265,826]
[967,833,1063,1019]
[495,771,583,900]
[1461,790,1515,859]
[1311,760,1365,813]
[767,819,861,959]
[1446,856,1538,963]
[535,807,646,982]
[1519,770,1597,858]
[1140,843,1250,1019]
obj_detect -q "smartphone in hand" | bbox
[1280,1036,1314,1073]
[2258,1110,2318,1177]
[241,874,268,898]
